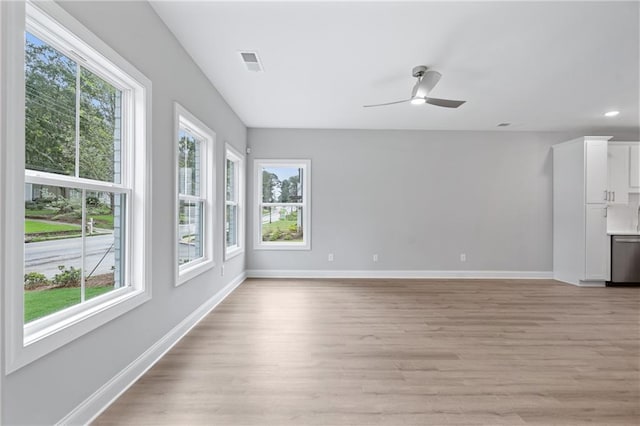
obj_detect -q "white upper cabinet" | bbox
[585,139,608,204]
[607,144,630,205]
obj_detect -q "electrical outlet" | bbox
[460,253,466,262]
[221,264,225,276]
[373,254,379,262]
[328,253,334,262]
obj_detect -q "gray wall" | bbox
[246,129,636,273]
[3,2,246,424]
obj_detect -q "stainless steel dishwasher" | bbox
[611,235,640,284]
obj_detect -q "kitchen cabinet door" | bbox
[585,205,609,281]
[607,145,629,204]
[585,140,608,204]
[630,145,640,191]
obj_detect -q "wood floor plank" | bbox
[93,279,640,425]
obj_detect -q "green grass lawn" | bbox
[25,219,81,234]
[262,219,297,233]
[91,214,114,229]
[25,286,114,323]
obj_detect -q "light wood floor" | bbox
[94,279,640,425]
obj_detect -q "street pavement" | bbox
[25,234,115,278]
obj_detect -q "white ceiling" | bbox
[150,1,639,132]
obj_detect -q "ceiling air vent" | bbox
[239,51,263,72]
[497,122,511,127]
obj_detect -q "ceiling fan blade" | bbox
[425,97,466,108]
[415,70,442,97]
[363,99,411,108]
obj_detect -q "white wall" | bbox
[2,1,246,424]
[246,129,636,275]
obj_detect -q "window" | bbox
[225,144,245,259]
[175,103,215,285]
[254,159,311,250]
[2,1,151,372]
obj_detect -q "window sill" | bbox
[176,258,215,287]
[7,287,151,374]
[254,243,311,251]
[225,246,244,261]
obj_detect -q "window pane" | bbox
[226,159,235,202]
[25,32,76,176]
[24,185,83,322]
[262,167,303,203]
[79,67,122,184]
[178,129,201,197]
[85,191,125,301]
[178,199,204,265]
[226,204,237,247]
[261,206,303,243]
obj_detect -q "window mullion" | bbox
[75,62,81,178]
[179,194,205,203]
[80,189,86,303]
[24,171,129,193]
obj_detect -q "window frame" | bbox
[224,143,245,260]
[174,103,216,286]
[254,159,311,250]
[2,0,152,373]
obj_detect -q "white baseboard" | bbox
[56,272,247,426]
[554,276,607,287]
[246,269,553,280]
[577,280,607,287]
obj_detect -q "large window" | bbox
[254,159,311,250]
[225,144,245,259]
[175,103,215,285]
[3,1,151,372]
[23,29,126,323]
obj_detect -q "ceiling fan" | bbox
[364,65,466,109]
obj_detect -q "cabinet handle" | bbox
[604,190,608,201]
[612,191,615,202]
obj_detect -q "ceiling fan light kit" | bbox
[364,65,466,109]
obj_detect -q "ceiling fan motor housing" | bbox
[412,65,428,78]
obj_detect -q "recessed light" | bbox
[410,97,426,105]
[604,110,619,117]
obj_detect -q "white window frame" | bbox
[254,159,311,250]
[174,103,216,286]
[224,143,245,260]
[2,0,152,373]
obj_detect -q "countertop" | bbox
[607,230,640,235]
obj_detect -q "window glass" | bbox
[178,199,204,265]
[25,32,76,176]
[226,204,237,247]
[261,206,303,243]
[226,159,235,202]
[178,129,201,197]
[79,67,122,183]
